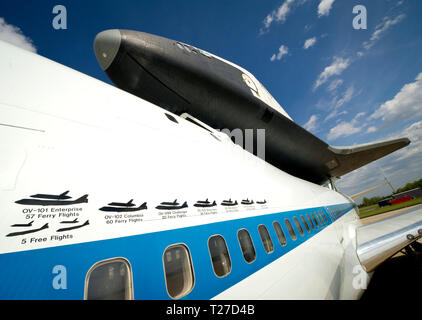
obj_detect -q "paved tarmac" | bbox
[360,203,422,225]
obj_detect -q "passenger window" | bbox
[208,235,232,277]
[85,258,133,300]
[293,217,304,236]
[314,212,322,225]
[323,211,330,222]
[284,219,297,240]
[320,210,328,223]
[311,213,319,227]
[328,208,335,220]
[273,221,287,246]
[163,244,195,299]
[321,211,327,223]
[306,214,315,229]
[316,211,325,224]
[258,225,274,254]
[318,211,325,224]
[237,229,256,263]
[300,215,310,233]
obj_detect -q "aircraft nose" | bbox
[94,29,121,71]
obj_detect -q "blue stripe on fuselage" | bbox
[0,203,353,299]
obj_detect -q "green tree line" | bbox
[395,178,422,194]
[359,177,422,208]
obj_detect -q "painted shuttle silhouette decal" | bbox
[160,200,179,206]
[221,199,238,206]
[108,199,136,207]
[194,199,217,208]
[15,192,88,206]
[241,199,254,205]
[56,220,89,232]
[30,190,71,200]
[11,221,34,227]
[60,218,79,224]
[99,199,147,212]
[156,200,188,210]
[6,223,49,237]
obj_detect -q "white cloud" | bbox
[324,85,355,122]
[366,126,377,133]
[326,109,364,140]
[262,0,295,32]
[400,120,422,143]
[314,57,350,90]
[337,119,422,200]
[354,112,366,120]
[370,72,422,123]
[335,85,354,108]
[0,17,36,53]
[327,121,361,141]
[363,14,405,50]
[318,0,336,17]
[336,162,379,192]
[327,79,343,92]
[390,120,422,162]
[325,109,347,122]
[303,114,318,132]
[336,161,397,201]
[304,24,312,32]
[270,45,289,61]
[261,0,307,33]
[303,37,317,49]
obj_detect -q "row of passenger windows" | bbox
[327,205,346,219]
[85,210,332,300]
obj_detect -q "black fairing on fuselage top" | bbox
[104,30,334,185]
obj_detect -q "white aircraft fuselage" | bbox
[0,39,368,300]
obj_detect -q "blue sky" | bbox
[1,0,421,202]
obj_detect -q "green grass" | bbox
[358,204,379,214]
[358,197,422,219]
